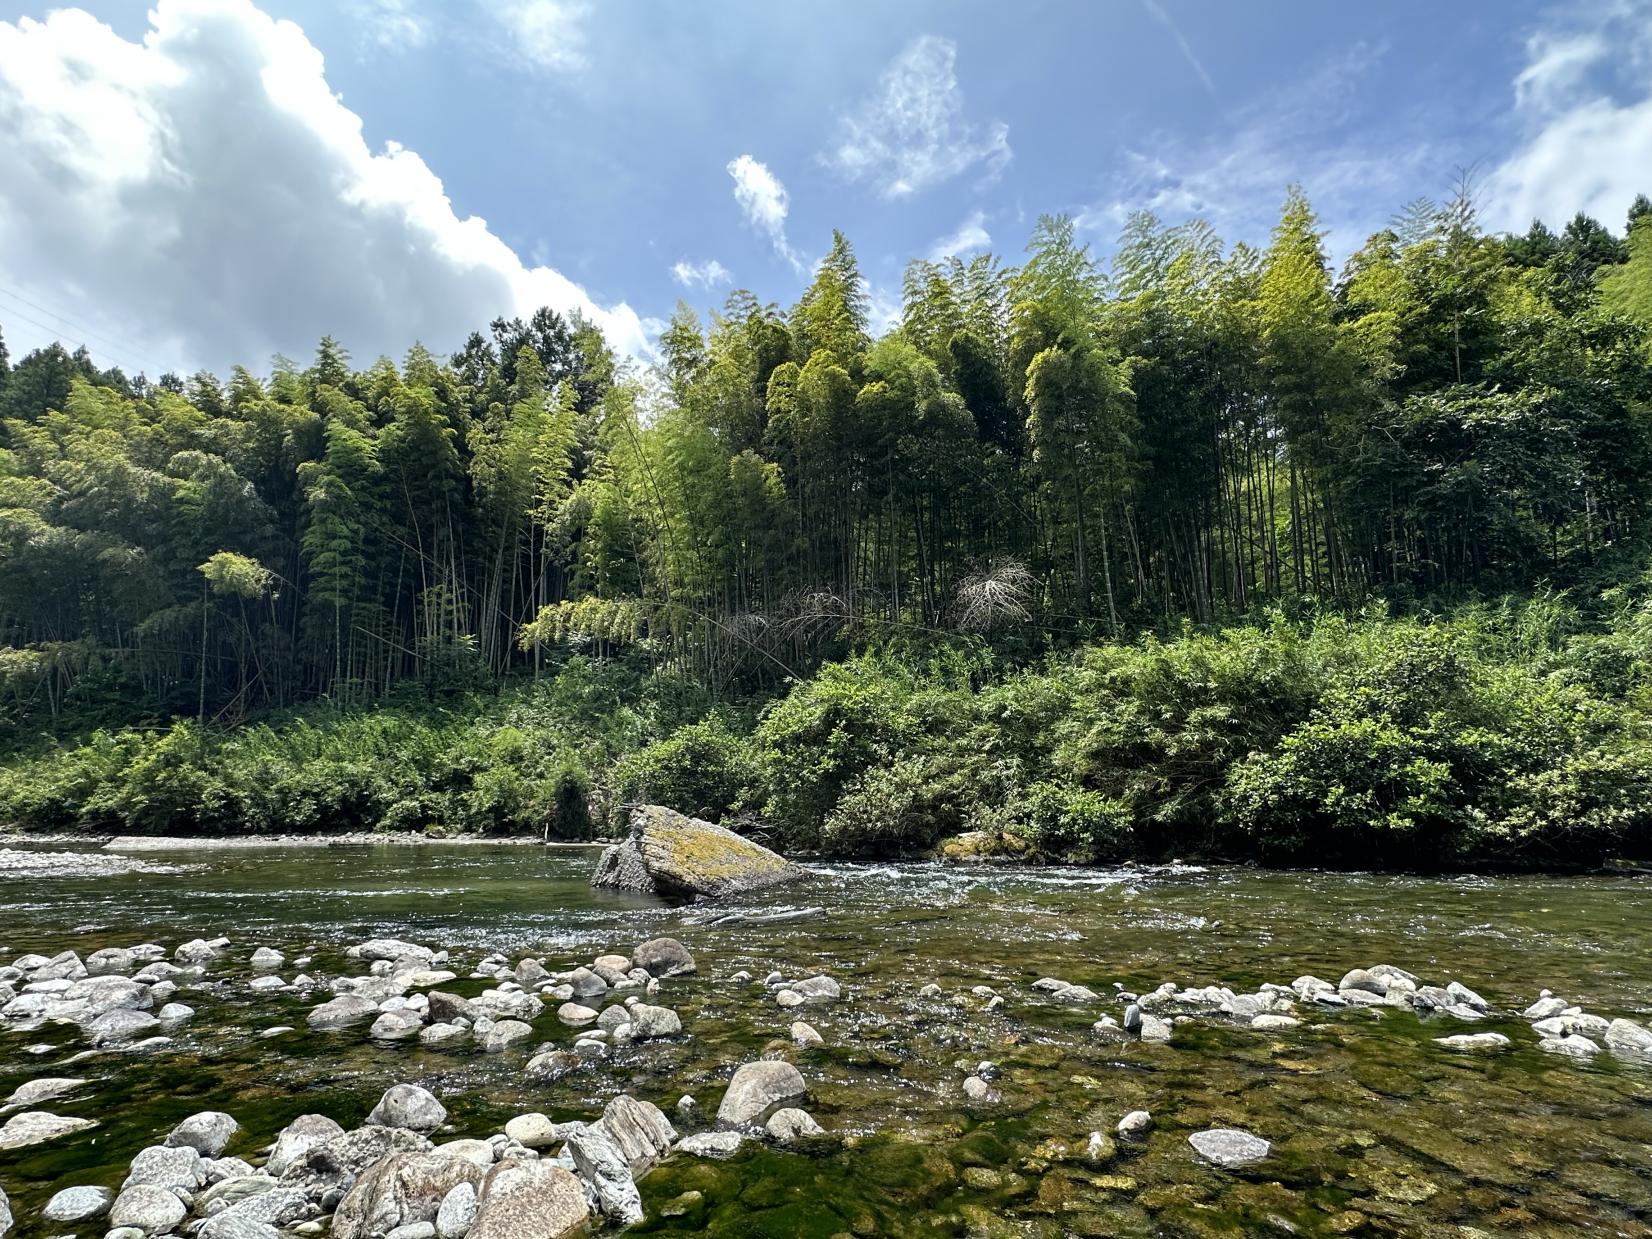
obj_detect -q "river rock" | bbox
[43,1184,112,1223]
[87,946,137,975]
[332,1150,483,1239]
[369,1084,449,1131]
[1,1076,86,1109]
[281,1126,434,1202]
[307,994,379,1029]
[1436,1032,1511,1050]
[673,1132,745,1159]
[355,939,437,965]
[1446,980,1489,1011]
[789,975,841,1004]
[598,1095,676,1174]
[717,1060,806,1128]
[469,1160,588,1239]
[436,1181,477,1239]
[426,992,478,1024]
[524,1050,582,1081]
[167,1110,239,1156]
[88,1007,161,1046]
[563,1122,642,1225]
[791,1020,824,1048]
[1189,1128,1271,1168]
[633,937,697,978]
[175,938,222,965]
[478,1019,532,1052]
[1605,1018,1652,1054]
[764,1107,824,1143]
[1338,968,1387,996]
[503,1113,561,1150]
[591,804,805,898]
[373,1010,427,1041]
[630,1003,682,1039]
[556,1002,597,1025]
[267,1114,346,1177]
[419,1022,467,1048]
[109,1184,187,1232]
[472,989,542,1022]
[204,1155,256,1183]
[1541,1033,1602,1056]
[251,947,285,969]
[1522,992,1567,1021]
[0,1109,98,1149]
[158,1001,195,1022]
[197,1172,276,1211]
[1117,1109,1153,1138]
[201,1186,308,1232]
[125,1142,203,1191]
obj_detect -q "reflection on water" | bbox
[2,842,1651,1236]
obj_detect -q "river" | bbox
[2,842,1650,1236]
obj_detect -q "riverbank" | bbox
[3,596,1650,871]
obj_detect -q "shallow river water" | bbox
[2,843,1651,1238]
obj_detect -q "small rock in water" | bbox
[1435,1033,1510,1051]
[43,1184,112,1224]
[1116,1109,1153,1138]
[791,1021,824,1048]
[250,947,285,969]
[166,1110,239,1156]
[717,1061,806,1128]
[556,1002,598,1026]
[109,1183,188,1233]
[1539,1034,1601,1057]
[633,937,697,978]
[1,1076,86,1109]
[367,1084,448,1131]
[1522,993,1567,1021]
[1188,1128,1271,1168]
[962,1075,998,1103]
[504,1113,563,1150]
[673,1131,745,1159]
[0,1109,98,1149]
[1605,1018,1652,1054]
[764,1107,824,1144]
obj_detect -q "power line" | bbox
[0,301,150,379]
[0,284,168,377]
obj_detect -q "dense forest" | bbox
[3,185,1651,866]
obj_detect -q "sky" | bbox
[0,0,1649,381]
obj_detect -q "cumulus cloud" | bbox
[1484,1,1652,233]
[671,258,732,290]
[727,154,802,270]
[929,210,992,260]
[0,0,650,376]
[821,35,1010,198]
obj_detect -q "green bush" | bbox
[609,715,758,827]
[1012,780,1133,858]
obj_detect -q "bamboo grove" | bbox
[2,185,1650,728]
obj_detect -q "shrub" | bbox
[608,716,758,827]
[1013,780,1133,858]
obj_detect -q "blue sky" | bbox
[0,0,1648,378]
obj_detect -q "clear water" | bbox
[3,843,1651,1237]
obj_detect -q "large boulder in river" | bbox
[591,804,805,898]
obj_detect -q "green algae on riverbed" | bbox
[2,843,1651,1236]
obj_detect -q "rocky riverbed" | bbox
[1,843,1651,1236]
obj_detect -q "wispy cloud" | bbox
[929,210,992,260]
[821,35,1010,198]
[1140,0,1217,102]
[671,258,732,290]
[492,0,589,75]
[347,0,431,51]
[1484,0,1652,232]
[1074,40,1440,261]
[727,155,803,271]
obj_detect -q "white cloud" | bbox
[929,210,992,260]
[821,35,1010,198]
[0,0,650,377]
[727,154,802,270]
[491,0,589,75]
[1484,1,1652,233]
[671,258,732,290]
[348,0,431,51]
[1073,42,1440,262]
